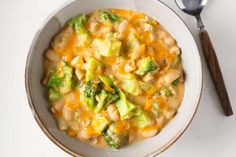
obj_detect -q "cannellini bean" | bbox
[124,60,136,72]
[81,119,91,127]
[118,20,129,39]
[118,20,129,33]
[75,69,85,80]
[155,115,165,127]
[169,86,177,96]
[142,128,159,138]
[143,23,153,32]
[89,21,100,32]
[52,26,74,52]
[158,31,167,39]
[170,46,181,55]
[45,49,60,62]
[89,138,98,145]
[79,129,92,140]
[143,73,154,83]
[163,69,181,85]
[164,37,175,47]
[57,118,67,131]
[107,104,120,121]
[164,110,176,120]
[52,101,64,112]
[62,105,73,122]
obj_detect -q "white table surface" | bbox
[1,0,236,156]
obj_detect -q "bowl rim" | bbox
[25,0,203,156]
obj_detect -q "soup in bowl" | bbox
[42,9,185,149]
[25,0,202,156]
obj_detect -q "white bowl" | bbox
[25,0,202,156]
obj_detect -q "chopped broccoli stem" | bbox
[85,57,101,82]
[116,89,136,120]
[135,57,159,76]
[123,75,142,96]
[133,107,152,128]
[48,88,61,101]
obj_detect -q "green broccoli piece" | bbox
[48,88,61,101]
[80,81,100,110]
[95,88,119,113]
[67,14,90,47]
[46,61,76,101]
[135,57,159,76]
[123,74,142,96]
[133,107,153,128]
[93,38,121,57]
[99,75,113,86]
[85,57,101,82]
[67,14,88,34]
[101,11,120,23]
[92,115,110,134]
[103,123,127,149]
[160,86,173,97]
[116,89,136,120]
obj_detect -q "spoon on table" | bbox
[175,0,233,116]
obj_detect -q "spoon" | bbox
[175,0,233,116]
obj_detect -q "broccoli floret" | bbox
[103,123,127,149]
[95,88,119,113]
[116,89,136,120]
[101,11,120,23]
[133,107,153,128]
[135,57,159,76]
[46,61,76,101]
[67,14,88,34]
[80,81,101,110]
[68,14,90,47]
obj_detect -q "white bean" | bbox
[75,69,85,80]
[107,105,120,121]
[142,128,159,138]
[170,46,181,55]
[79,129,92,140]
[57,118,67,131]
[143,73,154,83]
[118,20,129,39]
[164,37,175,47]
[124,60,136,72]
[45,49,60,62]
[62,105,73,122]
[165,110,176,120]
[163,69,181,85]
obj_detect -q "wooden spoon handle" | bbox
[200,30,233,116]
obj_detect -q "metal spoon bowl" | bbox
[175,0,233,116]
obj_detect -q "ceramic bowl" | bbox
[25,0,202,156]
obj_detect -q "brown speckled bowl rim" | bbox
[25,0,203,156]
